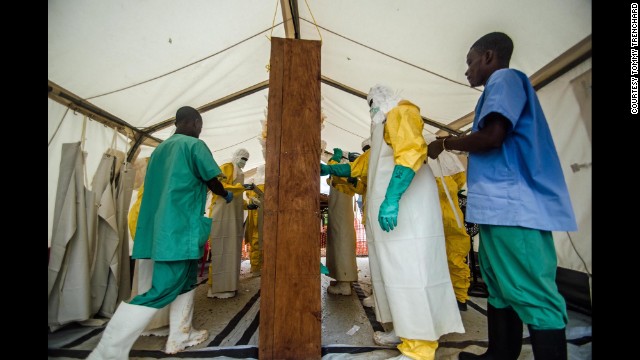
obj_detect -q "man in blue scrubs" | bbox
[428,32,577,360]
[88,106,233,359]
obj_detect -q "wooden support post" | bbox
[259,37,322,360]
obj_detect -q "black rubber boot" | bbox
[528,326,567,360]
[458,304,523,360]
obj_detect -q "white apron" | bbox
[114,159,135,305]
[48,142,93,331]
[326,185,358,282]
[209,167,245,293]
[366,122,464,340]
[89,150,122,317]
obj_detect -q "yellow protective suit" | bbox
[436,172,471,304]
[128,157,149,239]
[347,149,370,224]
[128,183,144,239]
[244,184,264,274]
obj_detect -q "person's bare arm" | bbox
[205,177,228,197]
[428,112,510,159]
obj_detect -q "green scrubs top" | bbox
[132,134,221,261]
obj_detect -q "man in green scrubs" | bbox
[88,106,233,359]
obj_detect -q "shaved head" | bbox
[471,32,513,67]
[175,106,202,125]
[174,106,203,138]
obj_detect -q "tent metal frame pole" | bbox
[48,80,163,164]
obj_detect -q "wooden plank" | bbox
[260,37,321,360]
[260,36,284,359]
[272,213,320,358]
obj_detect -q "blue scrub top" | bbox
[132,134,222,260]
[466,69,577,232]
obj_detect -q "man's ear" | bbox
[483,50,494,65]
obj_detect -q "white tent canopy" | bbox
[48,0,591,290]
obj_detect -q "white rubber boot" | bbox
[87,302,159,360]
[327,281,352,295]
[140,325,169,337]
[164,289,209,354]
[207,288,236,299]
[362,294,375,308]
[374,329,402,346]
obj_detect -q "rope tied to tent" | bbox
[304,0,322,43]
[299,17,479,92]
[267,0,321,43]
[212,135,259,153]
[267,0,279,41]
[83,24,283,101]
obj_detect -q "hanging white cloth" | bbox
[208,165,245,294]
[48,142,93,332]
[326,187,358,282]
[89,148,121,317]
[113,138,135,305]
[366,122,464,340]
[89,128,129,317]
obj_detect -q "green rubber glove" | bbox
[320,163,351,177]
[378,165,415,232]
[330,148,343,162]
[320,163,331,176]
[320,262,330,275]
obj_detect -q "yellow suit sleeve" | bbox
[209,162,245,214]
[348,149,368,195]
[450,171,467,190]
[349,149,369,179]
[327,158,356,196]
[383,101,427,172]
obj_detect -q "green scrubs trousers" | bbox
[478,225,568,330]
[129,260,198,309]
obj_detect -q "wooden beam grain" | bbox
[260,37,321,360]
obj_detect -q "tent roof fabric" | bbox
[48,0,591,168]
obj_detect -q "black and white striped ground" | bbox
[48,258,591,359]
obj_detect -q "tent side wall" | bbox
[537,58,592,313]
